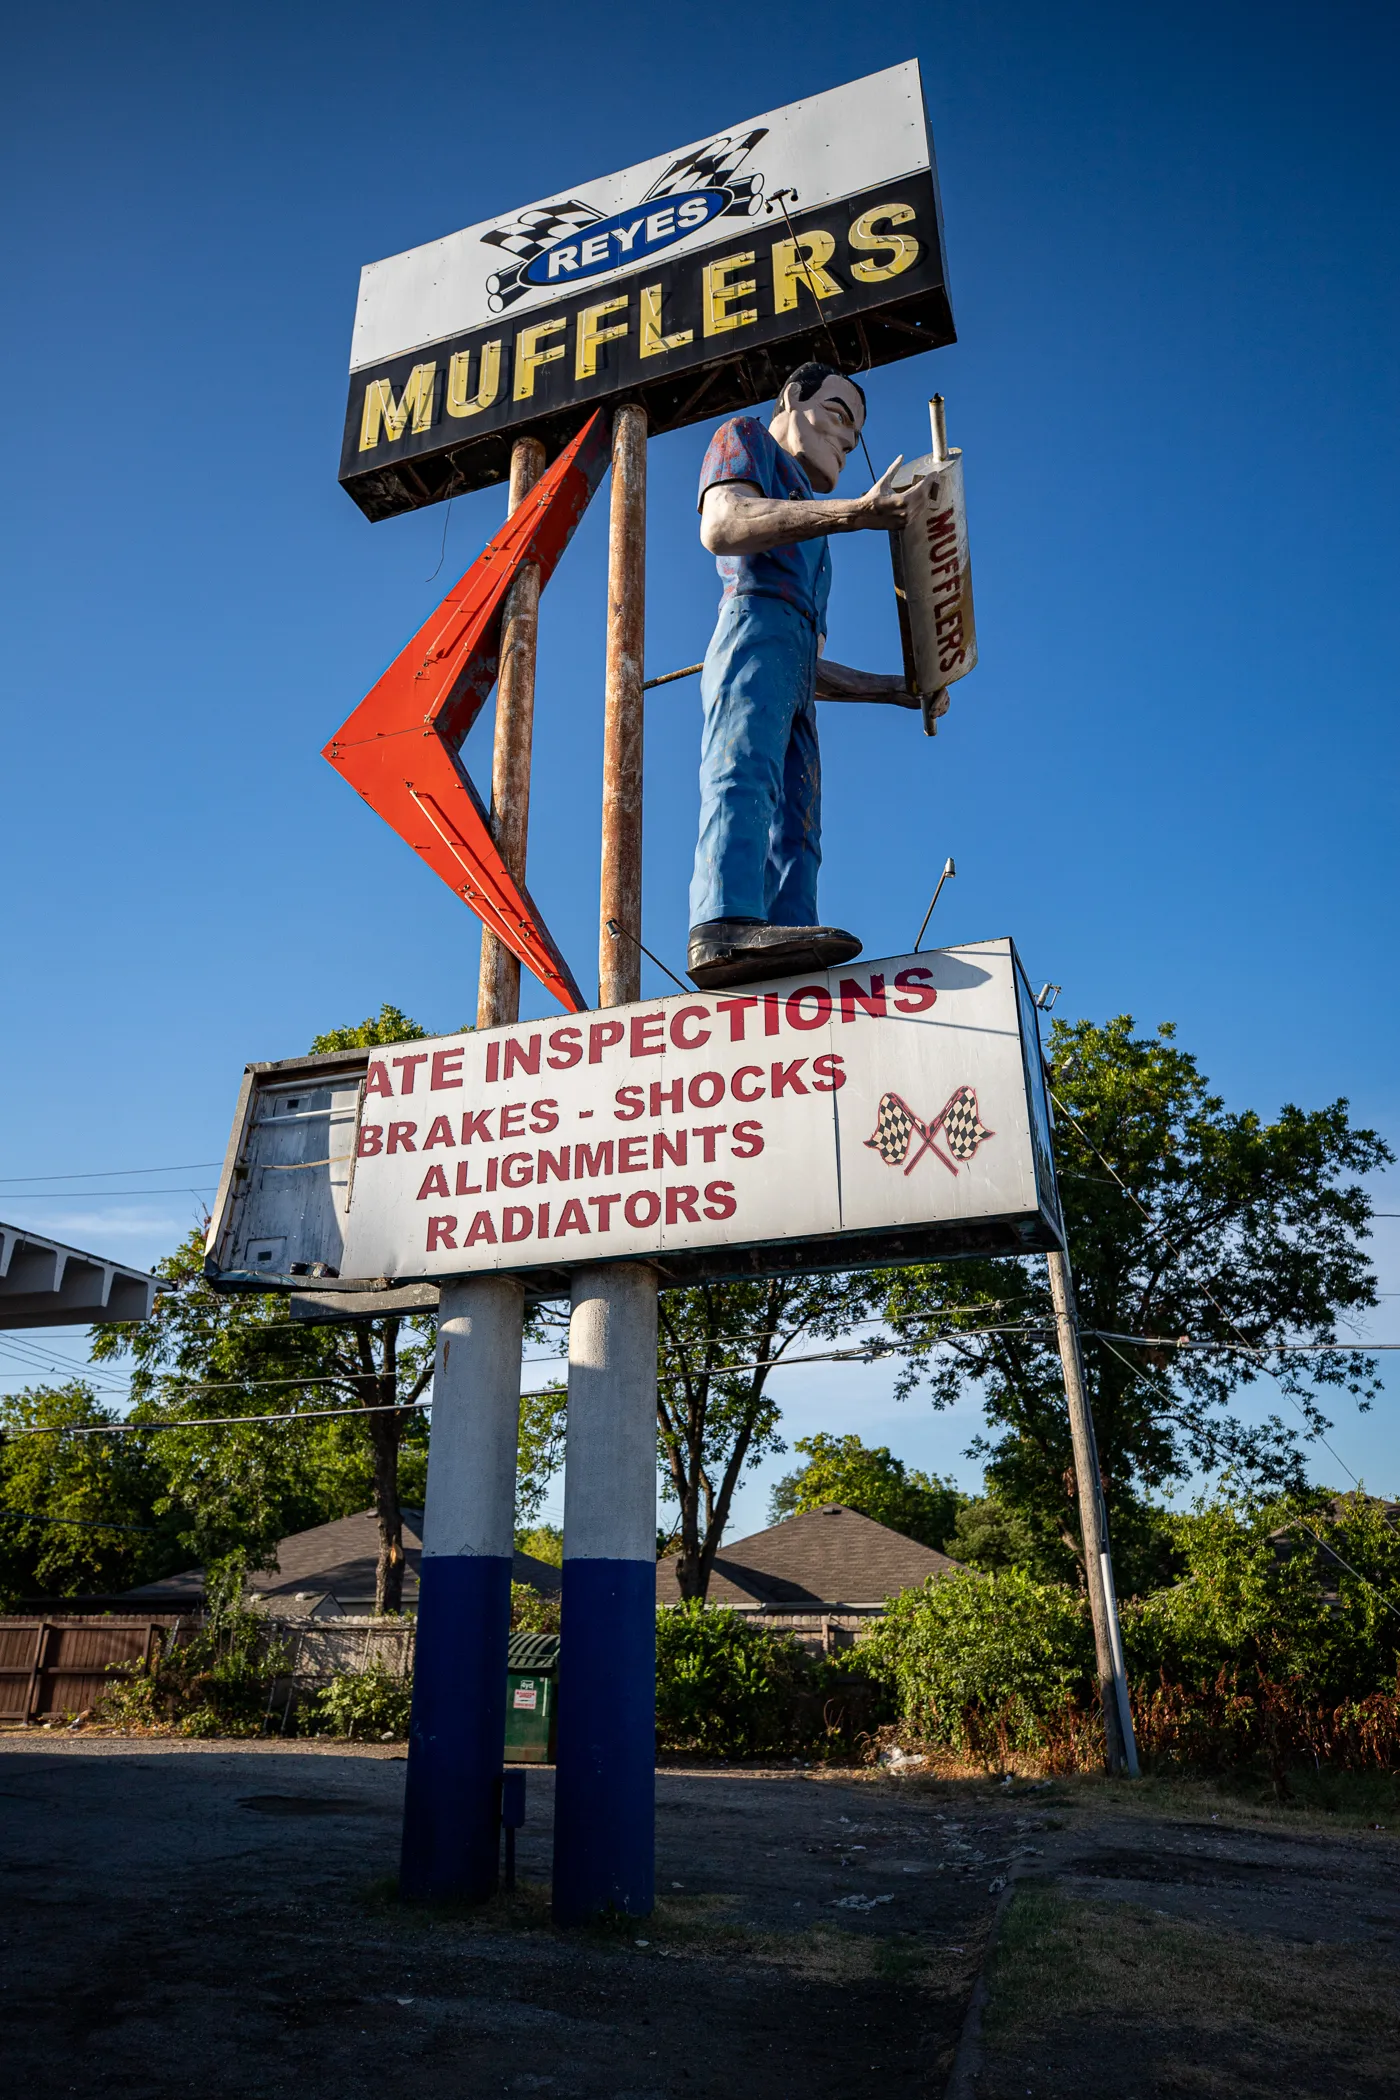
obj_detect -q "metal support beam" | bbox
[554,402,658,1924]
[1047,1248,1139,1777]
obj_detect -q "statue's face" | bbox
[770,374,865,492]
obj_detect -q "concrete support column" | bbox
[400,1273,523,1901]
[552,1261,658,1924]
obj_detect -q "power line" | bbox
[0,1161,222,1184]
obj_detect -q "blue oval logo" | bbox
[523,190,727,289]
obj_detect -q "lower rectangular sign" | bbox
[204,940,1062,1297]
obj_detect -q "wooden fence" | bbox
[0,1616,190,1723]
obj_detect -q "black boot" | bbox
[686,919,862,989]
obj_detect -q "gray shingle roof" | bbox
[655,1503,961,1608]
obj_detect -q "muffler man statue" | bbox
[687,362,942,991]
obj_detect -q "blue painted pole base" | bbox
[551,1558,655,1926]
[399,1553,513,1903]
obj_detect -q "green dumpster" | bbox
[505,1630,559,1764]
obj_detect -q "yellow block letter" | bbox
[358,362,437,451]
[771,230,842,314]
[703,252,758,336]
[639,283,694,358]
[848,203,920,283]
[575,296,629,380]
[446,341,501,418]
[513,317,567,401]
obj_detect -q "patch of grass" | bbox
[980,1885,1400,2098]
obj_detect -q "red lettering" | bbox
[536,1147,571,1183]
[811,1053,846,1092]
[688,1070,725,1109]
[454,1160,483,1195]
[703,1180,737,1221]
[630,1011,665,1057]
[613,1085,644,1121]
[653,1129,688,1169]
[838,974,887,1022]
[392,1053,429,1093]
[893,966,938,1015]
[554,1198,590,1237]
[460,1109,493,1143]
[465,1211,498,1246]
[770,1060,808,1098]
[537,1202,550,1238]
[357,1125,383,1157]
[416,1165,450,1200]
[715,996,759,1041]
[650,1077,684,1118]
[731,1065,765,1103]
[502,1206,533,1243]
[485,1041,501,1083]
[426,1215,458,1250]
[499,1102,526,1138]
[785,985,832,1030]
[501,1151,534,1189]
[486,1157,499,1192]
[423,1115,456,1149]
[589,1019,625,1063]
[364,1061,393,1098]
[504,1035,541,1079]
[665,1185,700,1224]
[669,1004,712,1050]
[588,1193,620,1230]
[574,1140,616,1179]
[623,1189,661,1229]
[618,1136,648,1173]
[387,1121,417,1153]
[547,1025,583,1070]
[529,1098,559,1133]
[763,993,781,1036]
[430,1048,464,1090]
[690,1124,726,1163]
[731,1119,764,1158]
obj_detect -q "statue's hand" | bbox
[860,458,940,531]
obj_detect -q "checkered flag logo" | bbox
[864,1086,995,1178]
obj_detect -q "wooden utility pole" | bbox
[1047,1248,1139,1776]
[599,402,647,1005]
[477,434,548,1029]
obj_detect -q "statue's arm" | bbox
[699,458,937,557]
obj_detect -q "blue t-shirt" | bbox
[697,415,831,635]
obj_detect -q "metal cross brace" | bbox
[323,412,612,1014]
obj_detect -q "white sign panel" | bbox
[350,63,933,371]
[326,941,1058,1287]
[894,449,977,697]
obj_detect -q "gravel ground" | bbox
[0,1738,1024,2099]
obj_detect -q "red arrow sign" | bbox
[323,413,611,1014]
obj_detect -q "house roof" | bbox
[655,1503,961,1609]
[120,1508,563,1612]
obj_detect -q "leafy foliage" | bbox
[515,1523,563,1566]
[515,1388,566,1532]
[308,1005,430,1052]
[510,1580,561,1634]
[768,1431,961,1547]
[879,1015,1390,1589]
[653,1600,883,1758]
[308,1663,412,1739]
[0,1382,175,1605]
[942,1494,1040,1573]
[96,1556,289,1736]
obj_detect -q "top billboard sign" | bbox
[204,940,1061,1304]
[341,62,954,520]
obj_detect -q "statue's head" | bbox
[769,362,867,492]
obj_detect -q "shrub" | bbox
[655,1602,801,1756]
[309,1663,412,1740]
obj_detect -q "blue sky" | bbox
[3,0,1397,1537]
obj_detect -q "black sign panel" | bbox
[340,177,953,522]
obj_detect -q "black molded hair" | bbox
[783,360,867,412]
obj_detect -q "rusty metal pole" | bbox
[553,402,658,1925]
[1047,1248,1139,1777]
[477,434,547,1030]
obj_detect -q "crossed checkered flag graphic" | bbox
[865,1086,994,1177]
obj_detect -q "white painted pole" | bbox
[400,1273,524,1900]
[552,1260,659,1922]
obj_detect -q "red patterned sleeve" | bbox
[696,417,766,509]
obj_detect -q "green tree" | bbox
[879,1015,1391,1593]
[768,1431,962,1548]
[941,1494,1040,1573]
[91,1004,442,1612]
[0,1383,176,1606]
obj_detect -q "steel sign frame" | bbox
[204,940,1063,1301]
[341,63,954,521]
